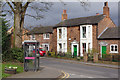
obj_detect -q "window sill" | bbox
[43,38,50,40]
[109,52,118,53]
[81,38,87,39]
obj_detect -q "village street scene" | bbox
[1,0,120,80]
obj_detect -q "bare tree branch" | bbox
[6,1,15,13]
[22,2,31,12]
[25,13,44,20]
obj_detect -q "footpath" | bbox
[2,66,63,80]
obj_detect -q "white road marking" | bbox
[69,73,95,78]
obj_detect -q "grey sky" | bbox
[5,2,118,28]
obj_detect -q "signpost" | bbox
[23,40,40,72]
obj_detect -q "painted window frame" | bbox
[31,34,35,40]
[42,43,49,51]
[82,26,86,38]
[59,29,62,39]
[110,44,118,53]
[43,33,50,39]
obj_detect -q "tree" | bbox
[2,1,52,48]
[0,17,11,61]
[2,1,88,48]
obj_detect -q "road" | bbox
[40,57,118,78]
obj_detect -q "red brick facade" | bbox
[98,40,120,56]
[34,33,53,51]
[52,28,57,53]
[67,26,80,56]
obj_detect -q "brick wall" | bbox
[67,26,80,56]
[52,28,57,53]
[92,25,99,51]
[98,40,120,55]
[98,17,116,36]
[34,33,53,51]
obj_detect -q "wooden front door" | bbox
[102,46,106,57]
[74,45,77,57]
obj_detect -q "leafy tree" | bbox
[0,17,11,61]
[2,1,52,48]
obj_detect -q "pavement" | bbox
[6,66,62,79]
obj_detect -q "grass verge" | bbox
[2,62,23,78]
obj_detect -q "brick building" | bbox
[52,2,120,57]
[7,26,29,48]
[28,26,53,51]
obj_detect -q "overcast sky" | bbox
[4,1,118,29]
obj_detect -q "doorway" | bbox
[73,45,77,57]
[102,46,107,57]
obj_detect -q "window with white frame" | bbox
[31,34,35,40]
[59,29,62,39]
[82,27,86,38]
[82,43,86,53]
[110,44,118,53]
[43,33,50,39]
[59,43,62,52]
[42,44,49,51]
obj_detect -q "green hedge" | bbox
[2,48,24,63]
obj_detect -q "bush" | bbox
[102,54,112,61]
[10,48,24,63]
[65,52,72,58]
[88,53,93,61]
[3,48,24,63]
[50,52,56,57]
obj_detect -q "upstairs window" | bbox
[43,33,50,39]
[31,34,35,40]
[59,29,62,39]
[82,27,86,38]
[110,44,118,53]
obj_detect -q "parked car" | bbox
[33,48,46,56]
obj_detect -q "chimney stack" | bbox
[62,10,67,21]
[103,2,109,18]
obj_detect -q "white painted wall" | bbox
[80,25,93,56]
[57,27,67,53]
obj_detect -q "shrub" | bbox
[10,48,24,63]
[50,52,56,57]
[65,52,72,58]
[102,54,112,61]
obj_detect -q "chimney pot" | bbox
[104,2,108,7]
[62,9,67,21]
[63,10,66,14]
[103,2,109,18]
[96,13,100,15]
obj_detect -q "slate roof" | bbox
[98,27,120,39]
[54,14,105,27]
[28,26,53,34]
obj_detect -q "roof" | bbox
[28,26,53,34]
[98,27,120,39]
[54,14,105,27]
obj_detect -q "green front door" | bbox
[102,46,106,57]
[74,45,77,57]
